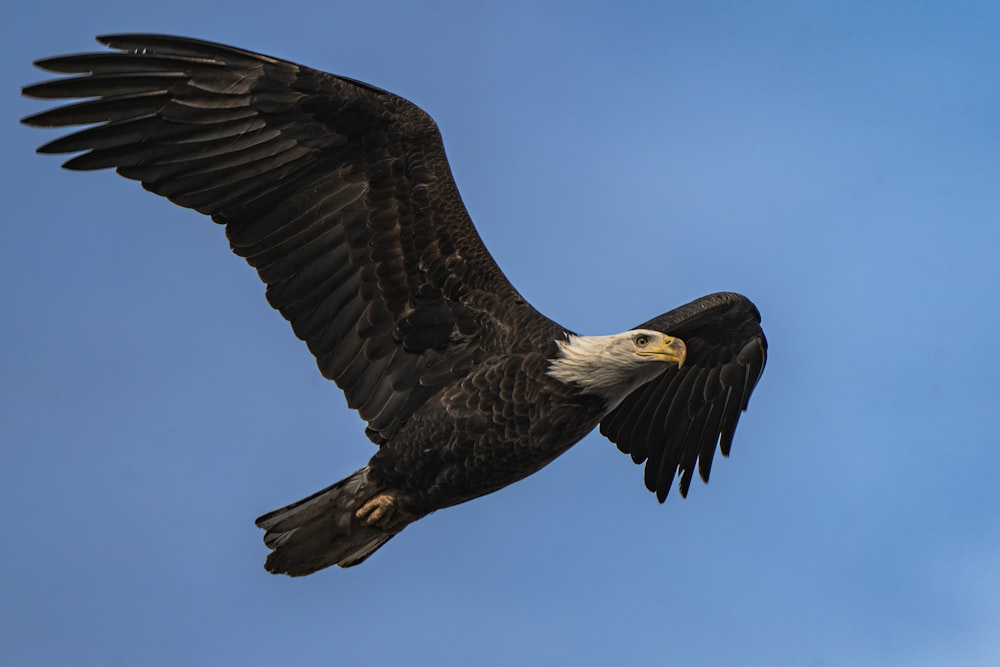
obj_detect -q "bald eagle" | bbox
[22,35,767,576]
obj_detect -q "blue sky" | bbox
[3,2,999,665]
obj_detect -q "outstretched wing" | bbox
[22,34,556,444]
[600,292,767,501]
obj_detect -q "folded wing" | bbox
[600,292,767,501]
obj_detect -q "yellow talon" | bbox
[355,491,399,527]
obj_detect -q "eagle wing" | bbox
[599,292,767,501]
[22,34,557,444]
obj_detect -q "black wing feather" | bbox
[600,292,767,501]
[23,34,560,445]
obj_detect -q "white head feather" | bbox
[546,329,686,410]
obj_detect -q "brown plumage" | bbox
[22,34,767,576]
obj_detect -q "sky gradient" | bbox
[4,2,999,665]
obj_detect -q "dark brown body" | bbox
[370,350,608,516]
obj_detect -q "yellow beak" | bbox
[637,336,687,368]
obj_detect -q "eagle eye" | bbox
[634,334,649,347]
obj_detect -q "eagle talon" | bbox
[355,491,399,527]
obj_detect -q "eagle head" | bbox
[547,329,686,408]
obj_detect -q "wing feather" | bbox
[600,292,767,501]
[23,34,559,445]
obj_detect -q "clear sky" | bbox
[3,2,999,665]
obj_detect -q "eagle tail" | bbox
[254,465,399,575]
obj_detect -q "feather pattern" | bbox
[23,33,561,445]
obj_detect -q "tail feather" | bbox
[255,465,399,576]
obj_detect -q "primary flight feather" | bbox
[22,34,767,576]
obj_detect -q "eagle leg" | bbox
[355,490,400,527]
